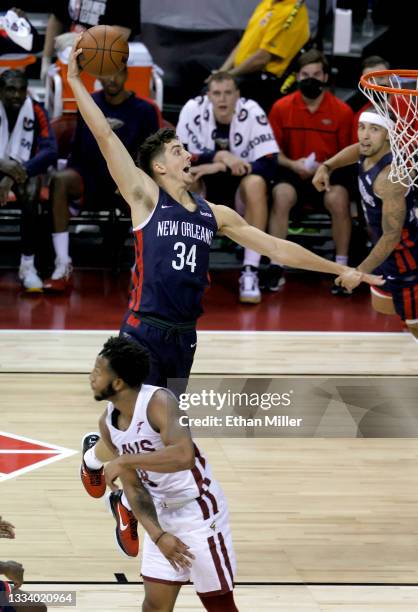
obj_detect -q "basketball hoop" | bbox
[359,69,418,188]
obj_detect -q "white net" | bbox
[359,70,418,188]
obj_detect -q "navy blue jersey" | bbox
[129,188,218,322]
[358,153,418,277]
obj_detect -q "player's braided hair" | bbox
[99,336,150,387]
[139,128,177,177]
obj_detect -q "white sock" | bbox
[52,232,70,263]
[243,249,261,268]
[21,254,34,265]
[336,255,348,266]
[121,492,132,511]
[84,447,103,470]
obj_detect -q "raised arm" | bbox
[212,204,384,286]
[67,41,158,226]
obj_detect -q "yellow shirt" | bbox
[234,0,310,77]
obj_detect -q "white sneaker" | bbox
[51,258,72,281]
[18,262,43,292]
[239,267,261,304]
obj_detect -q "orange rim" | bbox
[360,69,418,96]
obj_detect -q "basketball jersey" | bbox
[358,153,418,277]
[105,385,216,507]
[128,188,218,323]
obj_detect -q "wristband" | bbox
[154,531,167,546]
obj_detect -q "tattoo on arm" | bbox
[133,483,160,530]
[358,180,406,274]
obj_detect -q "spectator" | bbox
[43,65,159,293]
[268,49,354,293]
[41,0,141,80]
[177,71,279,304]
[0,8,42,55]
[352,55,390,141]
[0,70,57,292]
[182,0,310,112]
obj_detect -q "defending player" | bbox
[313,110,418,339]
[91,336,238,612]
[67,41,384,556]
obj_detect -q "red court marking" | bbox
[0,434,56,451]
[0,452,60,474]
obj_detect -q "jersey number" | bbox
[172,242,197,272]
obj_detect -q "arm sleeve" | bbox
[23,104,58,177]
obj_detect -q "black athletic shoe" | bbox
[266,265,286,292]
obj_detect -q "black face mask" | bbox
[299,77,325,100]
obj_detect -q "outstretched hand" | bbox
[335,268,385,292]
[67,35,83,80]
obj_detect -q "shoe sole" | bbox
[268,279,286,292]
[23,287,43,293]
[105,492,138,559]
[240,296,261,304]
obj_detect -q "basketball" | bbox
[76,25,129,78]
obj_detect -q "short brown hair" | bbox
[207,71,238,89]
[138,128,177,176]
[297,49,329,73]
[361,55,389,72]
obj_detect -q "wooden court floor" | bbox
[0,330,418,610]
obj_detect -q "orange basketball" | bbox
[77,25,129,78]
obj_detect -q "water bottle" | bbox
[362,0,374,38]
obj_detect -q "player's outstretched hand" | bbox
[67,35,83,80]
[156,532,195,571]
[2,560,24,588]
[0,516,15,539]
[312,164,331,192]
[104,457,124,491]
[335,269,385,292]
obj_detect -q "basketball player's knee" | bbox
[198,591,238,611]
[142,598,172,612]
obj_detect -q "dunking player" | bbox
[313,110,418,338]
[90,336,238,611]
[66,41,383,559]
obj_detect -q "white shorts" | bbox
[141,480,236,596]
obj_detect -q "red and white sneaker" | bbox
[43,259,73,292]
[80,432,106,498]
[105,490,139,557]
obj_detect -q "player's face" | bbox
[0,76,27,112]
[161,140,193,185]
[99,67,127,97]
[207,79,239,123]
[358,121,389,157]
[90,356,117,401]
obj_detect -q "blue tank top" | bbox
[129,188,218,322]
[358,153,418,277]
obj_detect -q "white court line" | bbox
[0,450,60,454]
[0,450,77,483]
[0,329,409,337]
